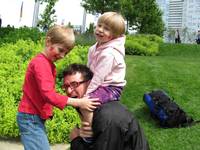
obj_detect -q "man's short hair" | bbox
[63,63,93,81]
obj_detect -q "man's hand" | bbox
[69,127,80,141]
[79,121,93,138]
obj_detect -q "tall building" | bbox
[156,0,169,29]
[156,0,200,43]
[183,0,200,30]
[168,0,184,29]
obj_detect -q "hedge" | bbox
[125,34,163,56]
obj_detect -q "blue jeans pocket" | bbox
[17,113,37,135]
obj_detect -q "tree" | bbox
[133,0,165,36]
[81,0,165,36]
[37,0,58,31]
[120,0,135,31]
[86,23,95,34]
[81,0,121,14]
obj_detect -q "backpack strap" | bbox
[181,116,200,127]
[185,120,200,127]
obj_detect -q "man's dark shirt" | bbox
[71,101,149,150]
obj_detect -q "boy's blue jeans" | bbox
[17,112,50,150]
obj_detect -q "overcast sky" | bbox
[0,0,97,28]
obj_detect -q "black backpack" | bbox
[143,90,199,128]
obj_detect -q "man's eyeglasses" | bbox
[62,80,88,90]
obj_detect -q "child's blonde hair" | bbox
[97,12,125,38]
[46,25,75,50]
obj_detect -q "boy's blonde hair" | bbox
[98,12,125,38]
[46,25,75,50]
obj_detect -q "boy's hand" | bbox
[79,96,100,111]
[67,97,100,111]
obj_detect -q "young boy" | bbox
[81,11,126,143]
[17,25,100,150]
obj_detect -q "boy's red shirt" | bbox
[18,53,68,120]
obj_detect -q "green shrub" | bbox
[0,40,35,138]
[125,34,163,56]
[0,26,15,38]
[56,45,89,79]
[0,27,45,45]
[75,33,163,56]
[46,107,80,143]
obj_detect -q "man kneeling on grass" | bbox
[62,64,149,150]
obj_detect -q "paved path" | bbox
[0,139,70,150]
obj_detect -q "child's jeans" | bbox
[17,112,50,150]
[89,85,123,104]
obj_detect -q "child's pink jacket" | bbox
[86,35,126,94]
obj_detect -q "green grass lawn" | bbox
[121,44,200,150]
